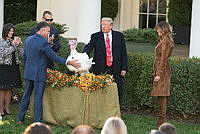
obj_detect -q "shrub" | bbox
[4,0,37,24]
[123,28,157,45]
[168,0,192,27]
[169,58,200,115]
[14,21,68,38]
[101,0,118,19]
[122,53,200,116]
[14,21,37,37]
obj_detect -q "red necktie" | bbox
[106,33,112,67]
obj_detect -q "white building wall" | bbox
[37,0,79,38]
[77,0,101,43]
[37,0,101,43]
[189,0,200,58]
[0,0,4,38]
[119,0,139,31]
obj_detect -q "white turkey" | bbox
[66,40,94,74]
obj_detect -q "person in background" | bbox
[159,123,176,134]
[30,10,60,69]
[0,23,23,116]
[83,17,128,105]
[101,117,127,134]
[23,122,52,134]
[151,21,174,127]
[71,125,95,134]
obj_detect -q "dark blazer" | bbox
[83,30,128,82]
[24,34,66,82]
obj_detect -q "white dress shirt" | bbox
[103,31,113,62]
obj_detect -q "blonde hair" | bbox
[101,117,127,134]
[101,17,113,25]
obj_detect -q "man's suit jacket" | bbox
[24,34,66,82]
[29,26,60,52]
[83,30,128,82]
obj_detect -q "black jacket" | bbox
[83,30,128,82]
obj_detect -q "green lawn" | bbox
[126,42,155,53]
[0,104,199,134]
[126,42,189,57]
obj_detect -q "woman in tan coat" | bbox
[151,21,174,127]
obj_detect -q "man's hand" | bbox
[121,70,126,76]
[66,60,81,69]
[48,34,54,44]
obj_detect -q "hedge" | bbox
[101,0,118,19]
[123,28,157,45]
[4,0,37,24]
[168,0,192,27]
[14,21,68,38]
[122,53,200,116]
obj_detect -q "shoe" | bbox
[4,110,11,115]
[16,121,24,124]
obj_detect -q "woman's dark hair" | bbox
[2,23,15,40]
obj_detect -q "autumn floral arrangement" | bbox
[46,69,113,92]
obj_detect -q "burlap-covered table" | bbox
[31,83,120,128]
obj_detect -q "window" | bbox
[139,0,168,28]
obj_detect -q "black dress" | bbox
[0,52,22,90]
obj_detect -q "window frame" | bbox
[139,0,169,28]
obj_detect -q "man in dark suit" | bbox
[18,22,79,123]
[83,17,128,104]
[29,11,60,69]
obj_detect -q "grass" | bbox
[0,104,199,134]
[126,42,155,53]
[126,41,189,57]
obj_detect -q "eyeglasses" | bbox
[44,18,53,22]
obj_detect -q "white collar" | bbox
[104,30,112,36]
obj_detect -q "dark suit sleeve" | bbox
[51,28,60,52]
[120,33,128,71]
[41,42,66,65]
[83,33,97,55]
